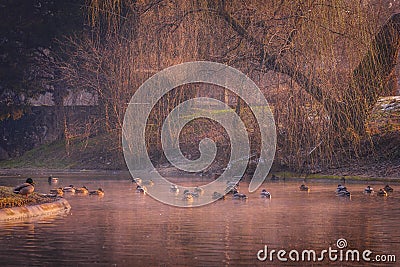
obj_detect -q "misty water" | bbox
[0,174,399,266]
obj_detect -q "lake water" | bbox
[0,173,399,266]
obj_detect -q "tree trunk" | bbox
[331,13,400,137]
[215,2,400,138]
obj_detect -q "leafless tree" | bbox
[59,0,400,171]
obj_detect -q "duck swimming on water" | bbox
[336,183,350,197]
[260,189,271,198]
[136,185,147,194]
[194,187,204,196]
[170,184,179,194]
[299,184,310,192]
[50,187,64,196]
[336,190,351,197]
[183,189,199,198]
[384,184,393,193]
[336,184,347,193]
[89,188,105,196]
[364,185,374,194]
[48,176,58,184]
[377,188,388,197]
[233,191,248,200]
[75,186,89,194]
[233,193,248,200]
[63,185,76,193]
[183,191,194,202]
[132,178,142,185]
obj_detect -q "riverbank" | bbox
[0,166,399,184]
[0,135,398,182]
[0,96,398,181]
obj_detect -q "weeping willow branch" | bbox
[215,2,400,138]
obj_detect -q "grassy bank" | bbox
[0,134,399,181]
[0,96,399,180]
[0,140,75,169]
[0,134,126,170]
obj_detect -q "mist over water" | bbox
[0,175,398,266]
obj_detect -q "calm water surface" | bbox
[0,174,399,266]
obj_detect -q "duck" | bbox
[183,192,194,202]
[377,188,388,197]
[89,188,105,196]
[13,178,35,197]
[194,187,204,196]
[336,178,349,196]
[225,183,239,194]
[212,191,225,200]
[170,184,179,193]
[227,189,239,195]
[132,177,142,185]
[336,184,347,193]
[364,185,374,194]
[50,187,64,196]
[136,185,147,194]
[226,186,238,194]
[48,176,59,184]
[233,192,248,200]
[63,185,76,193]
[260,189,271,198]
[299,184,310,192]
[75,186,89,194]
[336,189,351,197]
[142,179,154,187]
[183,189,199,198]
[384,184,393,193]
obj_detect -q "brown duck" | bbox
[13,178,35,197]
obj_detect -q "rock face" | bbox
[0,198,71,221]
[0,106,99,158]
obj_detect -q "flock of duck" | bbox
[11,175,395,201]
[132,177,272,202]
[12,176,105,198]
[334,177,394,197]
[48,185,105,197]
[131,176,396,202]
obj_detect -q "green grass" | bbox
[0,140,74,169]
[0,133,127,170]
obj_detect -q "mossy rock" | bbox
[0,186,60,209]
